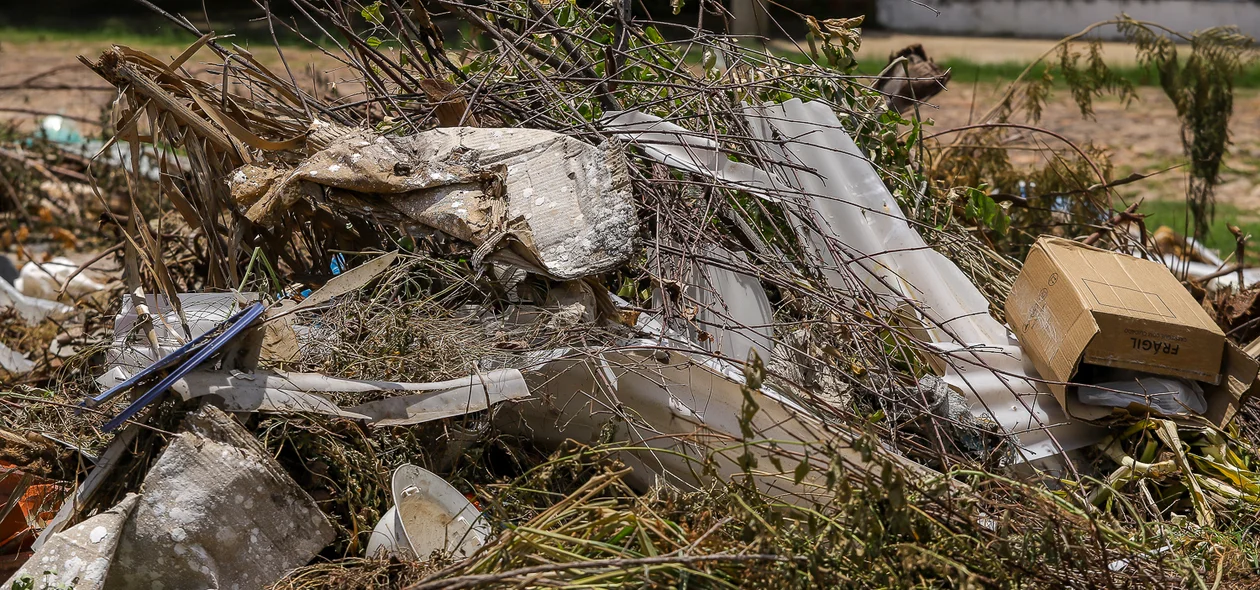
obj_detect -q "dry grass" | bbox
[6,2,1259,588]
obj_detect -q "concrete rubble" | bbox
[4,494,138,590]
[8,406,334,590]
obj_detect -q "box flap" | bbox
[1004,240,1101,406]
[1204,341,1260,427]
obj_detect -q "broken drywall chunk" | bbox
[3,494,138,590]
[102,405,334,590]
[235,128,635,279]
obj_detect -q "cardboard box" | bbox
[1006,237,1254,425]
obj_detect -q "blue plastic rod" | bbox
[101,302,267,432]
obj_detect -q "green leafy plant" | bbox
[1119,17,1257,240]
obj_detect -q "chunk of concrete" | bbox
[102,406,334,590]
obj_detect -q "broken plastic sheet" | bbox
[158,368,531,426]
[647,244,773,365]
[599,111,787,200]
[0,270,74,326]
[496,341,934,505]
[98,360,530,426]
[100,287,530,427]
[15,257,107,300]
[105,292,256,374]
[1160,254,1260,292]
[0,346,33,375]
[1144,226,1260,291]
[1077,373,1208,417]
[603,101,1104,460]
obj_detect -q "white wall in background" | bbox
[876,0,1260,39]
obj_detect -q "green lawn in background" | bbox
[1133,199,1260,259]
[10,25,1260,89]
[851,58,1260,89]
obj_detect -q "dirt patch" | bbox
[0,37,356,134]
[4,36,1258,213]
[923,81,1260,211]
[852,32,1144,65]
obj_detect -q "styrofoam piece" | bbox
[365,464,489,560]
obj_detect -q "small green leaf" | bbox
[794,459,810,485]
[366,36,383,48]
[361,1,384,25]
[643,26,665,46]
[905,126,920,151]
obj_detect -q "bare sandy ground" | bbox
[0,37,351,134]
[852,32,1143,65]
[925,81,1260,215]
[2,35,1256,216]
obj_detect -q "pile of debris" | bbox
[3,1,1260,588]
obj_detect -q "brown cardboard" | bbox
[1006,237,1236,423]
[1204,341,1260,426]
